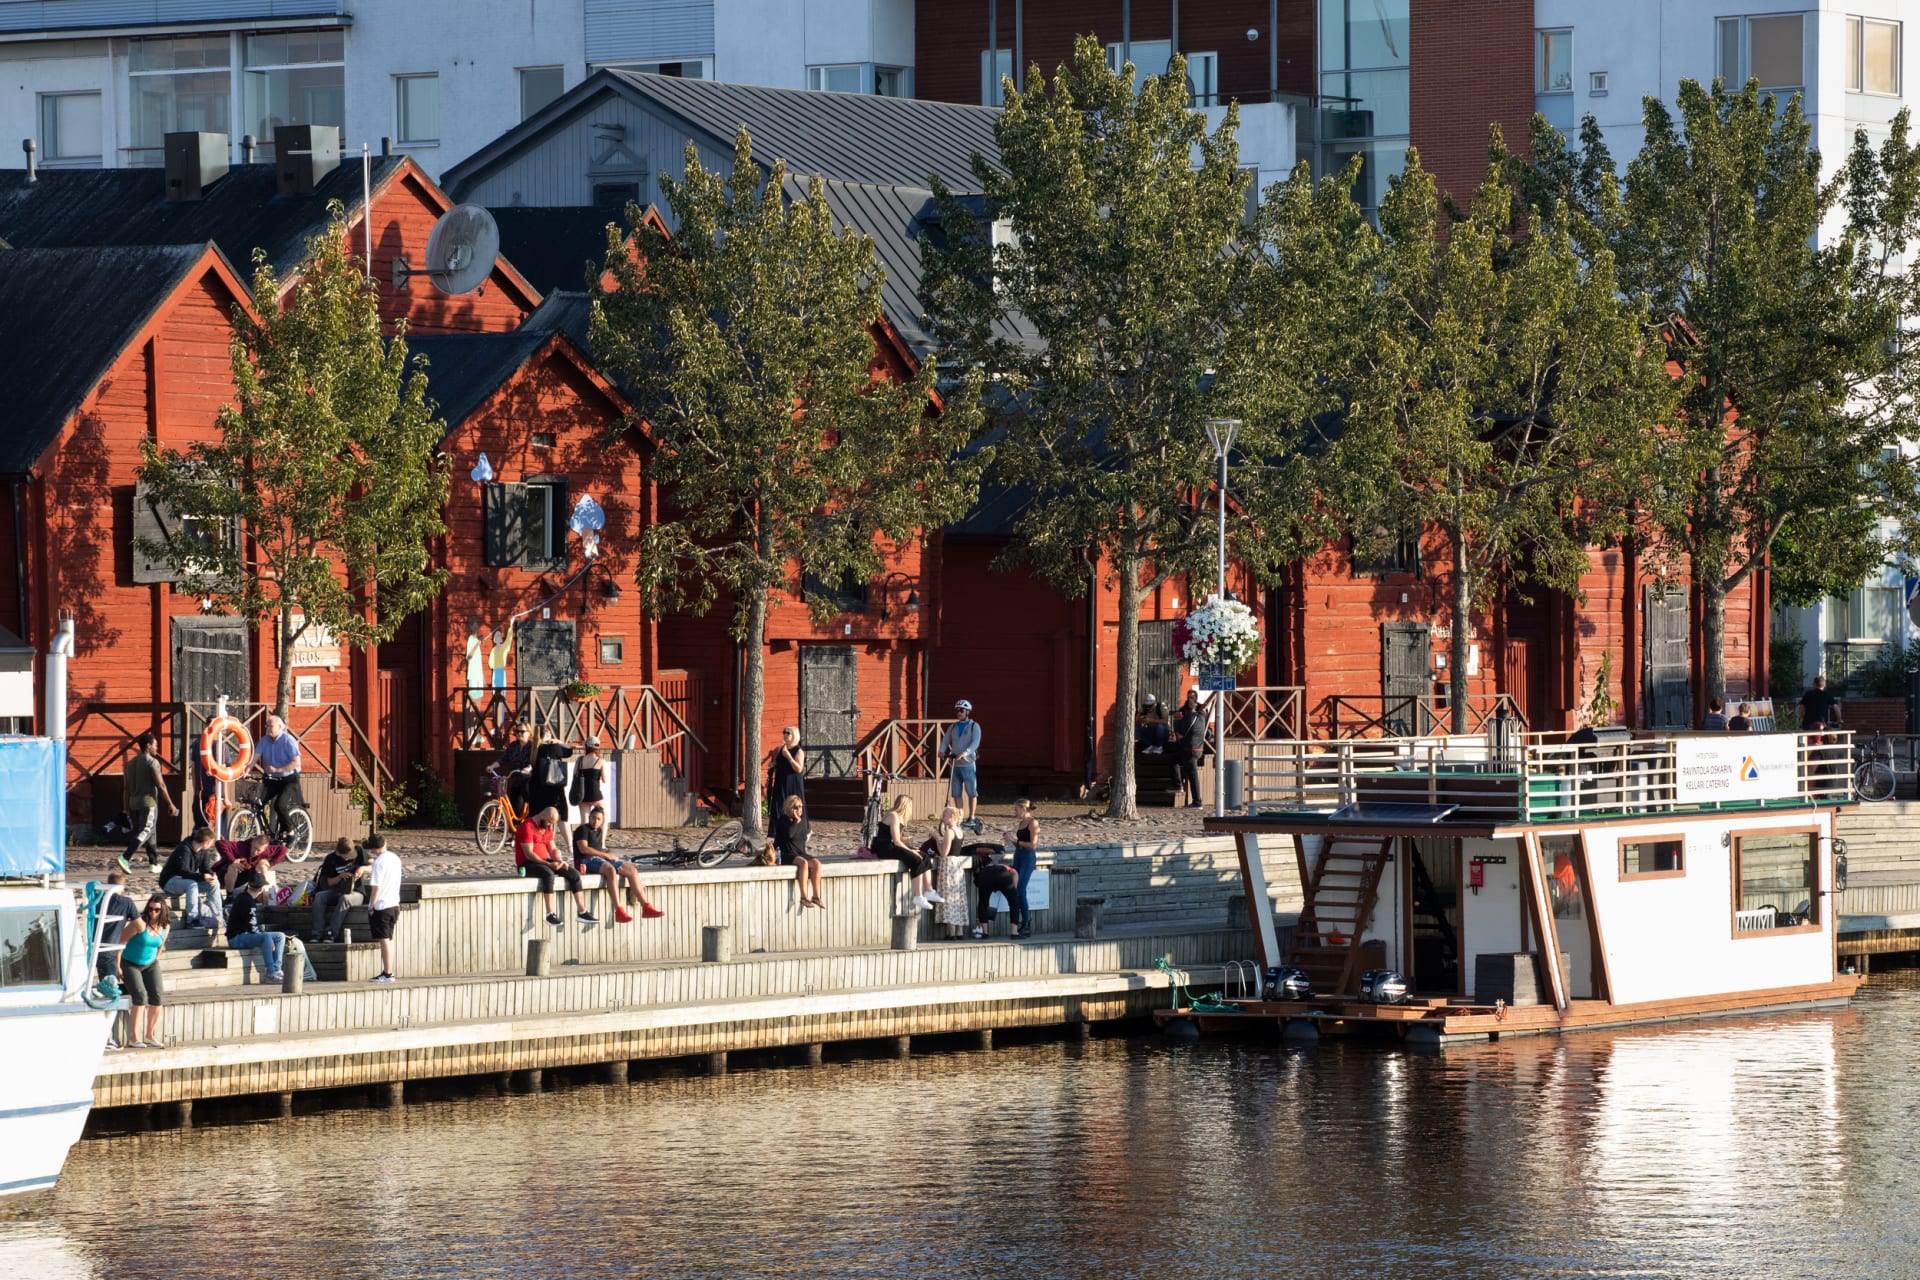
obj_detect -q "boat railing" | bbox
[1242,730,1857,824]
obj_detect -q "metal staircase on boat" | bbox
[1285,836,1391,996]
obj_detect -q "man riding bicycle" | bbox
[254,713,305,840]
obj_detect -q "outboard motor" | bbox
[1263,966,1314,1002]
[1358,969,1410,1005]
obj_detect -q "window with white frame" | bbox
[807,64,863,93]
[1537,28,1573,93]
[1104,41,1220,104]
[128,34,231,167]
[39,92,102,166]
[874,65,911,97]
[981,47,1012,104]
[1846,16,1901,95]
[395,74,439,145]
[1823,584,1900,643]
[1716,13,1805,94]
[520,66,565,119]
[242,30,344,160]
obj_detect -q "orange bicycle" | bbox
[475,771,526,855]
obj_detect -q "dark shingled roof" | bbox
[409,291,601,431]
[0,243,212,473]
[490,207,621,296]
[0,157,406,279]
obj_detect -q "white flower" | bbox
[1179,594,1262,672]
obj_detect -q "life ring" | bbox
[199,716,253,782]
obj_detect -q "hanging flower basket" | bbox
[562,680,602,704]
[1173,595,1262,678]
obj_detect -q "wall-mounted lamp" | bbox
[877,572,920,619]
[602,575,623,604]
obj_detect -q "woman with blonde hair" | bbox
[871,794,940,912]
[933,804,970,938]
[776,794,825,908]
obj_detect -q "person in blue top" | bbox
[118,893,172,1048]
[940,700,982,828]
[254,713,305,841]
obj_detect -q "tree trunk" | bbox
[1108,556,1141,821]
[1449,535,1471,736]
[1701,571,1728,708]
[274,602,295,718]
[740,584,768,840]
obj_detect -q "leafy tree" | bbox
[139,207,448,716]
[1521,81,1920,701]
[1331,139,1677,733]
[922,36,1327,817]
[593,129,984,834]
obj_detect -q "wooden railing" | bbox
[1217,685,1306,740]
[453,684,705,788]
[852,718,957,782]
[1321,692,1528,740]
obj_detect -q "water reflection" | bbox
[5,987,1918,1279]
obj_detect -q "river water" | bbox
[8,979,1920,1279]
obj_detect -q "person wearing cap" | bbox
[940,700,983,826]
[1135,694,1169,753]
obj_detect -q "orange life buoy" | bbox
[199,716,253,782]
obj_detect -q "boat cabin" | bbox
[1191,728,1861,1043]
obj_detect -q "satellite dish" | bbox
[393,204,499,294]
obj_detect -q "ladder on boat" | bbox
[1408,844,1459,979]
[1285,836,1391,997]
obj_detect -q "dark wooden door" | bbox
[1138,620,1183,712]
[1643,587,1690,729]
[172,616,249,772]
[516,619,577,688]
[1503,636,1545,728]
[800,645,859,778]
[1381,622,1430,735]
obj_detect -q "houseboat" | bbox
[1164,725,1860,1044]
[1,620,115,1197]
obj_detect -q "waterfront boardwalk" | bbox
[95,834,1290,1115]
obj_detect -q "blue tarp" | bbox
[0,737,64,877]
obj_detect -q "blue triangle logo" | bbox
[1742,756,1760,780]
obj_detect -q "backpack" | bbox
[539,753,569,789]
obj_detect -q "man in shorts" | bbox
[940,700,983,829]
[365,833,402,983]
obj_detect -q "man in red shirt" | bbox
[515,806,593,927]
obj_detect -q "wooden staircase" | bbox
[1284,837,1392,997]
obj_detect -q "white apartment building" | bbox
[1530,0,1918,695]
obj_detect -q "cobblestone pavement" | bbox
[65,800,1215,882]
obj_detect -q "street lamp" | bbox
[1203,418,1240,817]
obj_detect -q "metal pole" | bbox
[1204,419,1240,817]
[213,693,227,839]
[1271,0,1279,101]
[988,1,998,105]
[1123,0,1131,73]
[1014,0,1023,93]
[362,143,373,279]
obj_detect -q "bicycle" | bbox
[475,772,526,856]
[1853,734,1896,803]
[858,767,900,854]
[641,819,753,868]
[226,774,315,862]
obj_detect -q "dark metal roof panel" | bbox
[491,206,620,295]
[408,290,595,431]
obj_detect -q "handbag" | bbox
[568,770,585,805]
[539,754,569,789]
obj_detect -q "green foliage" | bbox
[1834,639,1920,698]
[1769,628,1808,701]
[592,129,984,834]
[1520,83,1920,698]
[562,680,601,702]
[1318,136,1676,732]
[137,205,448,715]
[410,762,463,829]
[349,778,412,827]
[922,36,1322,816]
[1584,649,1620,727]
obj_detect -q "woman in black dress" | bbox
[572,736,606,816]
[769,726,807,813]
[526,726,575,844]
[775,794,825,908]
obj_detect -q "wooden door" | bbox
[171,615,249,788]
[1380,622,1430,735]
[800,645,859,778]
[1643,586,1689,729]
[516,619,577,688]
[378,667,419,782]
[1503,636,1546,728]
[1138,620,1182,711]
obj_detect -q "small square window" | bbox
[395,73,439,145]
[1620,837,1683,880]
[874,66,910,97]
[808,64,863,93]
[1847,17,1901,95]
[599,637,625,666]
[1351,526,1420,577]
[1589,70,1609,96]
[531,431,555,449]
[39,91,102,166]
[520,66,565,119]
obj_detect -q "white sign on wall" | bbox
[1674,734,1799,803]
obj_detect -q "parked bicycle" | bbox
[225,774,315,861]
[858,767,899,854]
[1853,734,1896,803]
[641,819,753,868]
[474,772,525,856]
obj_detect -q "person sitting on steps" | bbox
[517,806,594,927]
[309,837,370,943]
[225,869,289,983]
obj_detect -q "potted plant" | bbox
[562,679,602,704]
[1173,595,1263,681]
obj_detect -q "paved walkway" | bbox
[69,799,1214,882]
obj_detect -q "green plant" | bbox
[1584,649,1620,727]
[1769,628,1807,700]
[349,778,414,827]
[562,679,601,702]
[411,762,463,829]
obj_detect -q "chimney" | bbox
[274,124,340,196]
[21,138,34,183]
[164,131,228,201]
[380,136,393,157]
[240,134,256,163]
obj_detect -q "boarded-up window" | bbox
[132,480,233,585]
[484,479,569,569]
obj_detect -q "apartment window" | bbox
[593,60,708,79]
[241,30,344,160]
[1732,830,1819,933]
[808,64,862,93]
[1619,837,1683,880]
[128,34,231,167]
[1104,41,1221,104]
[981,47,1012,104]
[1319,0,1410,217]
[1846,16,1901,95]
[874,65,911,98]
[1716,14,1805,93]
[395,74,440,146]
[520,65,565,119]
[39,92,102,166]
[1823,585,1899,643]
[1537,29,1573,93]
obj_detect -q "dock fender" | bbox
[1281,1018,1320,1042]
[1403,1024,1444,1049]
[1163,1018,1201,1041]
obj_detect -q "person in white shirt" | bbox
[364,833,402,983]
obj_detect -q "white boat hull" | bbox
[0,997,113,1197]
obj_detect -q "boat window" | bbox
[1733,831,1819,933]
[1620,837,1683,880]
[0,906,61,987]
[1542,834,1583,918]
